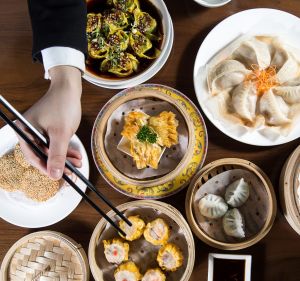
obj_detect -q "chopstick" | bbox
[0,99,131,236]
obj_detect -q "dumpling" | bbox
[144,218,170,246]
[157,243,183,272]
[232,37,271,69]
[223,208,245,238]
[208,60,251,94]
[198,194,228,219]
[142,269,166,281]
[225,178,250,207]
[114,261,142,281]
[111,0,139,13]
[259,89,291,125]
[273,83,300,104]
[148,111,179,148]
[119,215,146,241]
[231,82,257,122]
[103,238,129,264]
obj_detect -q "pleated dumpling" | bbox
[119,215,146,241]
[232,37,271,69]
[273,79,300,104]
[142,269,166,281]
[144,218,170,246]
[231,82,257,122]
[225,178,250,208]
[103,238,129,264]
[198,194,228,219]
[157,243,183,272]
[259,89,291,126]
[223,208,245,238]
[114,261,142,281]
[208,60,251,94]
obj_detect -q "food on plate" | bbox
[119,215,146,241]
[222,208,245,238]
[157,243,183,271]
[225,178,250,207]
[141,268,166,281]
[86,0,162,78]
[120,111,179,169]
[114,261,142,281]
[206,36,300,139]
[143,218,170,245]
[0,144,60,201]
[103,238,129,264]
[198,194,228,219]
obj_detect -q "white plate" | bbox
[193,8,300,146]
[0,125,89,228]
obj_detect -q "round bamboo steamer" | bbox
[185,158,277,250]
[92,86,195,188]
[279,145,300,235]
[1,231,89,281]
[89,200,195,281]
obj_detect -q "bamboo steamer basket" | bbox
[89,200,195,281]
[279,145,300,235]
[185,158,277,250]
[1,231,89,281]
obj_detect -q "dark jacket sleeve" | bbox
[27,0,87,62]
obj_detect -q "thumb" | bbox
[47,129,70,180]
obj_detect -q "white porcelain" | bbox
[83,0,174,89]
[0,125,89,228]
[193,0,231,8]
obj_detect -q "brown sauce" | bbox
[213,258,246,281]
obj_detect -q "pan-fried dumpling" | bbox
[273,83,300,104]
[232,37,271,69]
[208,60,250,94]
[198,194,228,219]
[223,208,245,238]
[259,89,291,125]
[225,178,250,207]
[232,82,257,122]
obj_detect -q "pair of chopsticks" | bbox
[0,95,131,236]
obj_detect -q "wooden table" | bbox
[1,0,300,280]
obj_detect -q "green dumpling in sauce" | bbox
[86,13,102,40]
[130,30,160,59]
[133,9,158,36]
[107,30,129,51]
[102,9,129,36]
[109,0,140,13]
[88,35,108,59]
[100,50,139,77]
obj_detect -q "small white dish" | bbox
[193,0,231,8]
[0,125,89,228]
[208,253,252,281]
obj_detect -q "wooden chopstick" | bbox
[0,108,127,236]
[0,95,131,227]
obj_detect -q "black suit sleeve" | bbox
[27,0,87,62]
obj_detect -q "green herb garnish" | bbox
[137,125,157,144]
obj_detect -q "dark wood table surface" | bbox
[1,0,300,280]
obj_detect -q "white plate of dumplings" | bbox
[194,8,300,146]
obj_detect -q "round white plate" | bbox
[0,125,89,228]
[193,8,300,146]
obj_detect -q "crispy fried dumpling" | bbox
[130,139,162,169]
[225,178,250,208]
[198,194,228,219]
[103,238,129,264]
[223,208,245,238]
[232,37,271,69]
[259,89,291,125]
[144,218,170,246]
[231,82,257,122]
[157,243,183,272]
[148,111,179,148]
[208,60,251,94]
[119,215,146,241]
[142,269,166,281]
[121,111,150,140]
[114,261,142,281]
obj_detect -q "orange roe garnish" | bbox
[245,64,279,96]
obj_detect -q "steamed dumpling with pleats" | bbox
[208,60,251,94]
[223,208,245,238]
[198,194,228,219]
[232,82,257,122]
[259,89,291,126]
[225,178,250,207]
[273,79,300,104]
[232,37,271,69]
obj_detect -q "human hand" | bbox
[17,65,83,180]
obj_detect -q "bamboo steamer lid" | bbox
[279,145,300,235]
[1,231,89,281]
[185,158,277,250]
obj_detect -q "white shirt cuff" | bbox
[41,47,85,79]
